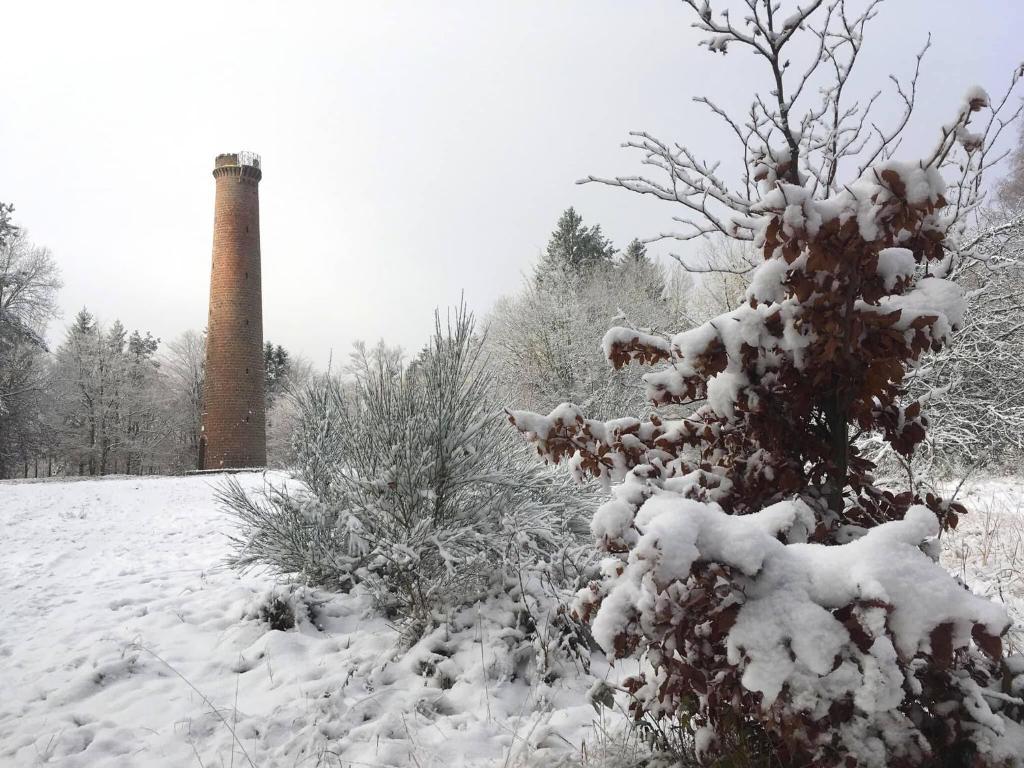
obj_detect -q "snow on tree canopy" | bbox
[587,492,1009,708]
[875,247,916,290]
[510,5,1024,761]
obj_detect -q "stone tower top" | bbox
[213,151,262,182]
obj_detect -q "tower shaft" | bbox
[200,152,266,469]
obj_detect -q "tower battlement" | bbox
[215,151,261,168]
[213,151,262,182]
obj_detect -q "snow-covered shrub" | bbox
[510,3,1024,765]
[226,304,595,637]
[872,210,1024,478]
[257,592,295,631]
[222,479,349,589]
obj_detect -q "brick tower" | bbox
[200,151,266,470]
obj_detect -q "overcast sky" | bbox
[2,0,1020,368]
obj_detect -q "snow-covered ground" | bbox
[939,476,1024,655]
[1,473,1021,767]
[0,474,616,767]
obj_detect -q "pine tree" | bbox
[616,238,664,301]
[621,238,647,264]
[224,304,591,636]
[0,203,16,249]
[533,208,615,283]
[264,341,291,404]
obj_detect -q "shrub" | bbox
[224,304,594,637]
[510,2,1024,764]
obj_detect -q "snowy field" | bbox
[0,474,616,768]
[1,473,1022,767]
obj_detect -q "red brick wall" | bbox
[201,159,267,469]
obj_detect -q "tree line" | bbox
[0,213,304,480]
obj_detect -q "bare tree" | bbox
[0,219,62,478]
[996,119,1024,210]
[685,236,758,322]
[584,2,1021,246]
[867,210,1024,479]
[161,329,206,471]
[577,0,1021,510]
[486,258,693,420]
[265,352,315,469]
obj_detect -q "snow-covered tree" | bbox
[617,238,667,302]
[510,2,1024,765]
[488,213,694,421]
[52,310,167,475]
[263,341,290,406]
[533,207,616,284]
[996,118,1024,210]
[865,211,1024,479]
[117,328,165,473]
[160,329,206,471]
[0,213,62,478]
[224,303,594,637]
[266,362,315,469]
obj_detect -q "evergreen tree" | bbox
[616,238,664,300]
[0,203,16,249]
[621,238,648,264]
[53,310,165,475]
[70,307,93,335]
[224,303,591,636]
[533,208,615,283]
[264,341,291,404]
[128,329,159,359]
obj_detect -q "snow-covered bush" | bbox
[874,211,1024,478]
[510,2,1024,765]
[225,304,595,638]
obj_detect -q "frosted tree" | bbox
[868,211,1024,478]
[265,352,314,469]
[0,213,62,478]
[509,2,1024,765]
[996,120,1024,210]
[684,235,760,323]
[618,238,667,301]
[160,329,206,470]
[52,309,103,474]
[53,311,167,475]
[224,303,593,638]
[488,211,694,421]
[533,207,616,284]
[263,341,290,406]
[117,328,165,473]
